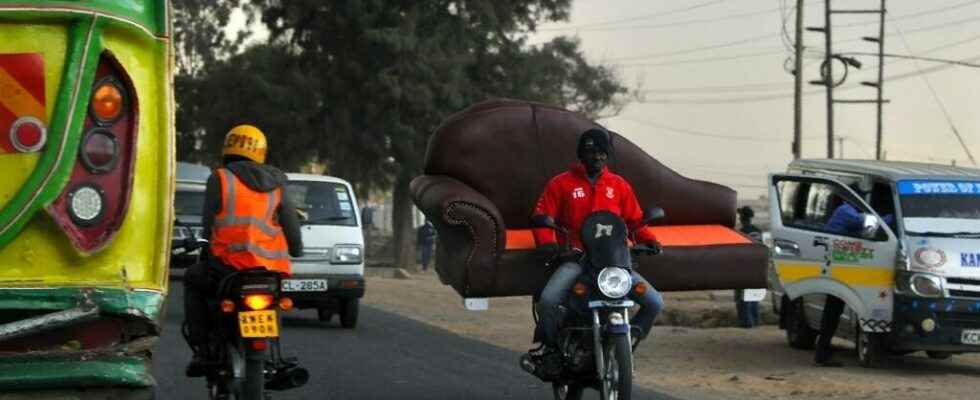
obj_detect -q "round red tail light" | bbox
[10,116,47,152]
[80,129,119,173]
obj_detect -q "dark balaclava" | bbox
[577,128,611,177]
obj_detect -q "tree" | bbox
[175,0,631,271]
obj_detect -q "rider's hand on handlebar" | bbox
[535,243,560,262]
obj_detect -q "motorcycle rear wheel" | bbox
[552,382,585,400]
[240,344,266,400]
[603,335,632,400]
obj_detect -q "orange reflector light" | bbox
[244,294,274,311]
[91,82,123,121]
[279,297,294,311]
[341,280,358,289]
[220,299,236,313]
[250,340,268,351]
[634,282,648,296]
[573,282,588,297]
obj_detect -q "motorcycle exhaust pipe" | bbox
[266,366,310,391]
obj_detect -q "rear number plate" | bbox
[962,330,980,345]
[238,310,279,338]
[282,279,328,292]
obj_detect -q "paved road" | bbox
[154,282,676,399]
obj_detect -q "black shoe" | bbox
[186,354,207,378]
[520,346,562,381]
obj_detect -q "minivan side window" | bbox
[777,179,870,239]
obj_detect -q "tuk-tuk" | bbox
[0,1,173,397]
[769,159,980,367]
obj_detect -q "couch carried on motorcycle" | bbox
[410,100,769,298]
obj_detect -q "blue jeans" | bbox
[735,289,760,328]
[537,262,664,347]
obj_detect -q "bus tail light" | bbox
[46,52,139,254]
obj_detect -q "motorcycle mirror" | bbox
[643,207,665,225]
[530,214,558,229]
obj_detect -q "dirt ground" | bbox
[363,271,980,400]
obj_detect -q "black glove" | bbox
[638,240,662,255]
[535,243,559,263]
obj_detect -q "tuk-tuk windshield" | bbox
[898,180,980,236]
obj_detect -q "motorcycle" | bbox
[177,238,309,400]
[522,208,664,400]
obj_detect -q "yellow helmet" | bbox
[222,124,268,164]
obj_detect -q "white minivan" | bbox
[284,173,365,328]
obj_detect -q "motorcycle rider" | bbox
[184,124,303,376]
[528,127,664,378]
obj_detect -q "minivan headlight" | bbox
[598,267,632,298]
[332,245,363,264]
[910,273,943,297]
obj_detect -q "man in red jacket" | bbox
[529,128,664,377]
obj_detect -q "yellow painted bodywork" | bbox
[0,22,66,210]
[776,261,895,287]
[0,21,174,292]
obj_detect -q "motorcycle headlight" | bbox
[598,267,632,299]
[911,273,943,298]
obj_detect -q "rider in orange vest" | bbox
[184,125,303,376]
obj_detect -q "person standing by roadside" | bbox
[734,206,763,328]
[416,220,437,271]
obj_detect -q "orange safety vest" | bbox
[210,168,292,275]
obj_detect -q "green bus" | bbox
[0,1,174,397]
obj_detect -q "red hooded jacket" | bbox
[533,163,657,250]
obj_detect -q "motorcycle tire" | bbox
[240,344,266,400]
[552,382,585,400]
[603,335,632,400]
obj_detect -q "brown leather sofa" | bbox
[410,99,769,298]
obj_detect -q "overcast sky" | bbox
[231,1,979,199]
[532,0,980,198]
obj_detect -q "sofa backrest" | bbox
[424,99,736,229]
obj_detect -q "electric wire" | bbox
[537,0,728,31]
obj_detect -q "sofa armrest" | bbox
[410,175,506,297]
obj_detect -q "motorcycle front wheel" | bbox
[602,335,633,400]
[552,382,585,400]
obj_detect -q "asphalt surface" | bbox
[154,282,677,400]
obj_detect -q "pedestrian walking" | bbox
[416,220,437,271]
[735,206,762,328]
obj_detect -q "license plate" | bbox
[238,310,279,338]
[282,279,328,292]
[962,329,980,345]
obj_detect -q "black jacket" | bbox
[201,161,303,257]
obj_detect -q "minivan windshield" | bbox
[898,180,980,237]
[286,181,358,227]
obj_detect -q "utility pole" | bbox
[874,0,886,159]
[824,0,834,159]
[793,0,804,160]
[807,0,888,160]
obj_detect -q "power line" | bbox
[634,52,980,105]
[537,0,727,31]
[839,52,980,68]
[835,0,980,29]
[891,21,977,166]
[548,2,826,34]
[619,116,825,143]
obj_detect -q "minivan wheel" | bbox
[340,299,359,329]
[317,308,334,323]
[785,298,817,350]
